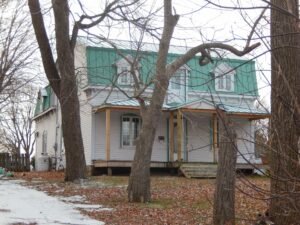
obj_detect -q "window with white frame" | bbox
[121,115,141,147]
[170,68,189,90]
[116,55,139,86]
[118,66,134,85]
[214,63,235,92]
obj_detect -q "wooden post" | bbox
[106,108,111,161]
[212,113,218,162]
[169,112,174,162]
[177,110,182,161]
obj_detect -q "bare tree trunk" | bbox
[270,0,300,223]
[127,0,178,202]
[213,112,237,225]
[127,111,156,202]
[29,0,86,181]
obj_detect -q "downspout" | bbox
[54,99,59,170]
[185,117,188,161]
[166,118,169,162]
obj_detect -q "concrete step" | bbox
[180,163,218,178]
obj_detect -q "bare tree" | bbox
[27,0,141,181]
[269,0,300,223]
[127,0,261,203]
[0,0,36,106]
[0,85,36,158]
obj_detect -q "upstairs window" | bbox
[170,67,190,91]
[214,63,235,92]
[121,115,141,147]
[115,55,140,86]
[118,66,134,85]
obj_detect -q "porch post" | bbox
[105,108,111,161]
[177,110,183,161]
[212,113,218,162]
[169,111,174,162]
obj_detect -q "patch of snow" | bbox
[59,195,87,203]
[0,180,104,225]
[72,203,114,212]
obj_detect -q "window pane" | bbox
[171,70,183,90]
[132,118,140,140]
[226,75,231,90]
[122,117,130,146]
[218,76,224,89]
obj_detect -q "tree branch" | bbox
[28,0,61,97]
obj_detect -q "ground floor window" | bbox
[121,115,141,147]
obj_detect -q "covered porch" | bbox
[91,99,269,175]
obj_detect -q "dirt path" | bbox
[0,179,104,225]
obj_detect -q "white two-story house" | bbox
[33,41,269,174]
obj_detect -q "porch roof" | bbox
[93,99,270,119]
[93,99,171,112]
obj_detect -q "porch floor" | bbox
[92,160,268,170]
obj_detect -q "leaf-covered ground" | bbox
[14,172,270,225]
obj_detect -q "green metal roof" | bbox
[86,47,259,97]
[217,104,269,115]
[34,85,52,117]
[100,99,171,110]
[95,99,269,116]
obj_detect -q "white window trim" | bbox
[169,66,190,91]
[121,115,141,147]
[214,63,235,92]
[117,66,134,85]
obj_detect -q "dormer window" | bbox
[118,66,134,85]
[170,66,190,91]
[168,65,190,103]
[115,55,140,86]
[214,63,235,92]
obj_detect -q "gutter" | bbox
[32,107,56,120]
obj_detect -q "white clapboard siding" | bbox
[35,111,58,158]
[234,119,255,163]
[92,111,168,162]
[186,115,213,162]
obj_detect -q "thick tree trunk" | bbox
[53,0,86,181]
[127,111,157,202]
[29,0,86,181]
[270,1,300,224]
[213,113,237,225]
[127,0,177,202]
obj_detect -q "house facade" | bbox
[33,42,268,172]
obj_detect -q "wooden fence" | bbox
[0,153,30,172]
